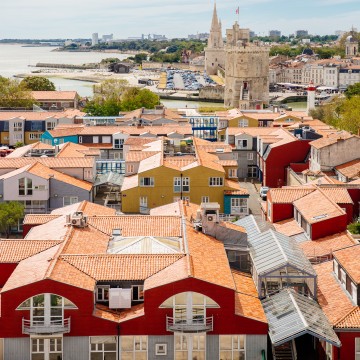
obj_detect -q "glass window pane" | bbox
[141,336,147,350]
[33,295,44,307]
[192,292,204,305]
[104,343,116,351]
[134,336,141,350]
[175,351,187,360]
[51,295,62,306]
[175,293,187,305]
[121,353,133,360]
[220,351,232,360]
[239,335,245,350]
[49,355,62,360]
[32,355,45,360]
[134,353,146,360]
[19,298,31,309]
[220,335,232,350]
[90,354,102,360]
[121,337,133,351]
[105,354,116,360]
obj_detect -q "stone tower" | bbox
[345,33,358,58]
[224,22,270,109]
[205,3,225,75]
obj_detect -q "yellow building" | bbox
[121,137,246,214]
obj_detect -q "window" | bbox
[96,286,109,302]
[78,136,82,143]
[247,153,254,161]
[114,139,124,149]
[13,133,23,141]
[231,198,247,215]
[3,121,9,131]
[31,122,43,131]
[238,119,249,127]
[29,133,42,140]
[201,196,209,203]
[247,165,257,178]
[209,177,224,186]
[140,177,154,187]
[175,334,205,360]
[237,139,248,149]
[63,196,78,206]
[32,338,62,360]
[352,283,358,305]
[102,136,111,144]
[155,344,167,356]
[340,269,346,287]
[121,336,147,360]
[19,177,33,196]
[46,121,57,131]
[132,285,144,301]
[34,185,46,191]
[84,169,93,180]
[93,136,99,143]
[174,177,190,192]
[13,122,23,131]
[90,336,117,360]
[219,335,245,360]
[267,200,271,220]
[127,164,135,173]
[228,169,237,178]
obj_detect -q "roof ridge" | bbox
[59,256,98,281]
[334,306,359,327]
[316,187,349,213]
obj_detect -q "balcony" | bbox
[22,318,71,335]
[166,316,213,333]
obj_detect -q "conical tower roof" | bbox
[211,2,219,30]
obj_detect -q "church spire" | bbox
[211,2,219,30]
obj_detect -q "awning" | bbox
[262,289,341,347]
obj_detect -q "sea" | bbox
[0,44,306,110]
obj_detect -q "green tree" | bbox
[338,96,360,134]
[0,201,24,238]
[134,53,148,64]
[14,142,24,148]
[21,76,56,91]
[345,83,360,99]
[120,88,159,111]
[0,76,36,108]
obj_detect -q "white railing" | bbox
[22,318,71,335]
[166,316,213,333]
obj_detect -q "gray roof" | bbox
[249,229,316,277]
[262,289,341,347]
[94,172,124,186]
[234,214,274,241]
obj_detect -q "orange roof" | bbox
[273,219,305,237]
[310,133,355,149]
[126,151,159,162]
[61,254,184,281]
[88,216,182,237]
[23,214,60,225]
[269,187,315,203]
[48,127,85,137]
[51,201,116,216]
[0,157,94,169]
[300,232,356,259]
[320,187,354,204]
[0,240,61,263]
[94,303,145,323]
[232,270,258,297]
[335,159,360,180]
[226,127,277,136]
[27,162,92,191]
[31,91,78,100]
[314,261,355,325]
[0,110,82,121]
[57,142,100,158]
[335,307,360,329]
[294,189,345,224]
[216,159,238,167]
[219,222,246,232]
[224,179,242,191]
[334,245,360,284]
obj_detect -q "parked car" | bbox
[260,186,270,200]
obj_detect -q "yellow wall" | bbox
[25,132,43,144]
[227,116,259,128]
[121,165,237,213]
[0,132,9,145]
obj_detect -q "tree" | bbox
[21,76,56,91]
[14,142,24,148]
[0,201,24,238]
[338,96,360,134]
[121,88,159,111]
[345,83,360,99]
[0,76,36,108]
[134,53,148,64]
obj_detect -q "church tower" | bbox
[345,30,358,58]
[205,3,225,75]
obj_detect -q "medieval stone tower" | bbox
[345,33,358,58]
[205,3,225,75]
[224,22,270,109]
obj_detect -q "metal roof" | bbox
[262,289,341,347]
[235,215,274,241]
[94,172,124,187]
[248,229,316,277]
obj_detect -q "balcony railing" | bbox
[22,318,71,335]
[166,316,213,333]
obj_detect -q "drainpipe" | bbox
[180,173,183,200]
[117,323,120,358]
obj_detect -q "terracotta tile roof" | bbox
[300,232,357,259]
[57,142,100,158]
[294,189,345,224]
[314,261,355,325]
[163,157,197,170]
[186,224,235,290]
[216,160,238,167]
[124,137,157,146]
[226,127,277,136]
[125,151,159,162]
[0,157,94,169]
[94,303,144,323]
[88,216,182,237]
[0,240,62,263]
[23,214,60,225]
[335,307,360,329]
[144,257,189,290]
[269,187,316,203]
[224,179,242,191]
[61,254,184,281]
[273,219,305,237]
[320,188,354,204]
[0,110,82,121]
[335,159,360,180]
[232,270,258,297]
[224,188,249,195]
[219,222,247,232]
[31,91,78,100]
[27,162,93,191]
[50,201,116,216]
[149,202,182,216]
[121,107,183,120]
[349,179,360,185]
[48,127,85,137]
[310,132,355,149]
[334,245,360,284]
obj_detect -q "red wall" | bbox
[348,188,360,219]
[0,277,268,338]
[333,331,360,360]
[272,203,294,223]
[289,162,309,173]
[311,214,348,240]
[263,140,311,188]
[338,203,354,224]
[0,263,18,288]
[23,224,35,238]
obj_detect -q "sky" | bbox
[0,0,359,39]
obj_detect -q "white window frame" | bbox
[32,337,63,360]
[63,196,78,206]
[201,196,209,203]
[237,139,248,149]
[173,177,190,193]
[352,282,358,305]
[46,121,57,131]
[19,177,33,196]
[121,336,147,359]
[78,136,82,143]
[228,169,237,178]
[219,335,246,360]
[96,286,110,302]
[131,285,144,301]
[155,343,167,356]
[90,336,117,360]
[140,177,154,187]
[238,119,249,127]
[340,268,346,287]
[13,122,23,131]
[84,169,93,180]
[209,177,224,186]
[247,153,254,161]
[93,136,99,144]
[102,136,111,144]
[127,164,135,173]
[231,198,248,215]
[114,138,124,149]
[356,338,360,360]
[29,133,41,140]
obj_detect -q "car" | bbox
[259,186,270,200]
